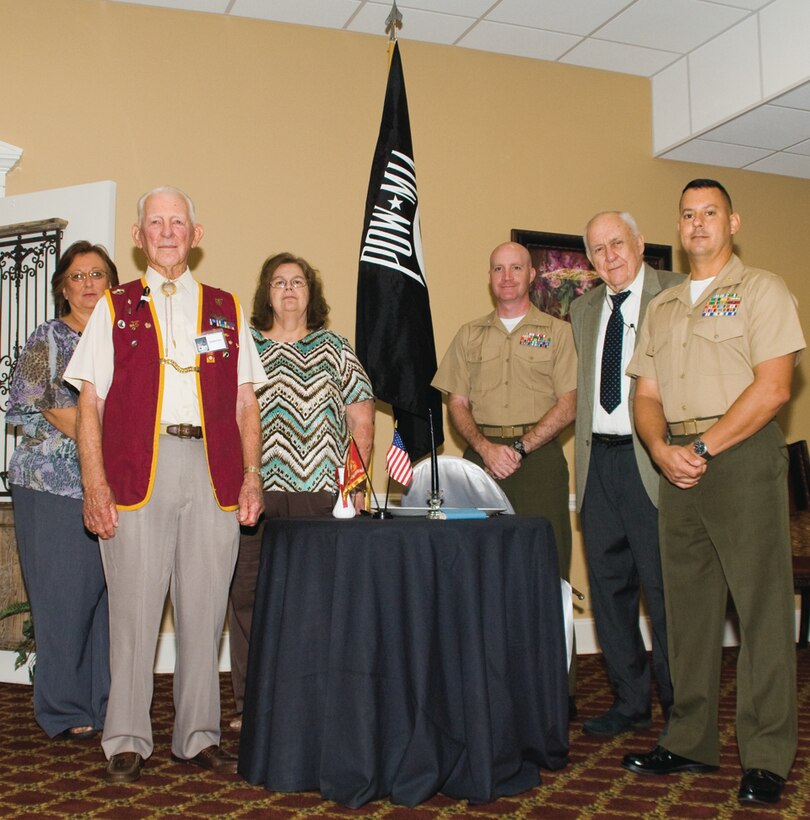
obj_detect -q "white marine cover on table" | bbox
[400,455,515,513]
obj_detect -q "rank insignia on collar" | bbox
[702,292,741,317]
[520,332,550,348]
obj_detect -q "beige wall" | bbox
[5,0,810,617]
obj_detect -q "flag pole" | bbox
[349,434,391,519]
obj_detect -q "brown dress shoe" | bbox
[105,752,144,784]
[171,745,238,774]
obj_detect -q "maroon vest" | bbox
[102,277,243,510]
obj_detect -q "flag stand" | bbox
[426,408,444,520]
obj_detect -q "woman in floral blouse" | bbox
[7,240,118,740]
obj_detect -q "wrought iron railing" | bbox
[0,219,66,497]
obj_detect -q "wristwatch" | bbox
[512,439,527,459]
[692,438,713,461]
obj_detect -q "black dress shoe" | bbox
[583,708,651,737]
[738,769,785,804]
[105,752,144,784]
[171,745,237,774]
[622,745,718,775]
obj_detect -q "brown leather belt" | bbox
[160,423,203,439]
[478,423,535,438]
[667,417,721,436]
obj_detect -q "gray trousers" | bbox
[12,485,109,737]
[100,436,239,760]
[659,422,797,778]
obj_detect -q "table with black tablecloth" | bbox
[238,516,569,808]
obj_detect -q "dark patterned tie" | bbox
[600,290,631,413]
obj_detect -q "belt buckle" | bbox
[176,423,195,439]
[681,419,700,436]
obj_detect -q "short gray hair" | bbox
[136,186,197,225]
[583,211,640,257]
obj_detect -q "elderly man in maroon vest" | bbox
[67,186,265,784]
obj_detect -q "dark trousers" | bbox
[580,440,672,718]
[228,490,333,713]
[659,423,797,777]
[11,485,109,737]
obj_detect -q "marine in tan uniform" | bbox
[432,241,577,702]
[623,179,804,807]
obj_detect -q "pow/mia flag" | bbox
[356,40,443,461]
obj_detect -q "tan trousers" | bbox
[100,436,239,760]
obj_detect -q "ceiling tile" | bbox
[745,151,810,178]
[595,0,748,54]
[458,21,581,61]
[701,0,774,9]
[771,82,810,112]
[349,3,473,43]
[785,138,810,156]
[230,0,360,27]
[701,104,810,150]
[661,139,772,166]
[485,0,634,37]
[394,0,493,14]
[652,58,692,152]
[561,37,679,77]
[688,16,761,133]
[760,0,810,98]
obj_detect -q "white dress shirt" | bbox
[592,265,645,436]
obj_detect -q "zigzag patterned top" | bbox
[252,328,373,493]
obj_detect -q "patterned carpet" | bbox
[0,649,808,818]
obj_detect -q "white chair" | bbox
[399,455,515,513]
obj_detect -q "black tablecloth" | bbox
[238,516,569,808]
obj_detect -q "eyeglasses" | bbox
[269,278,308,290]
[67,270,108,282]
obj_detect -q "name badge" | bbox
[195,330,228,353]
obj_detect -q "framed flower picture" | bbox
[510,229,673,322]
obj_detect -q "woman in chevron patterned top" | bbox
[227,252,374,728]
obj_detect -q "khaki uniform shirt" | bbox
[627,254,805,421]
[432,304,577,424]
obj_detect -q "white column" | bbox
[0,142,23,198]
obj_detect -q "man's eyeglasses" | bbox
[67,270,108,282]
[269,278,308,290]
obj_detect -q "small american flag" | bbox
[386,428,413,486]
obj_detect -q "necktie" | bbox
[600,290,631,414]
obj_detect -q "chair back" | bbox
[399,455,515,513]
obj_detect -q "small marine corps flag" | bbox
[342,436,367,498]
